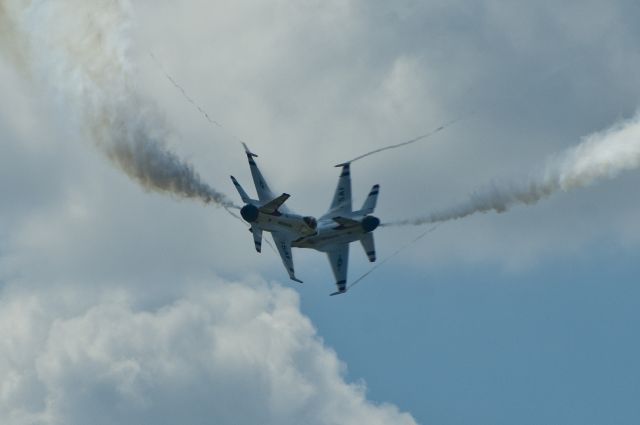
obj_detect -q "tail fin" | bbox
[359,184,379,215]
[242,142,258,158]
[230,176,252,203]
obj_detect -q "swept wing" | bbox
[327,244,349,295]
[272,231,303,283]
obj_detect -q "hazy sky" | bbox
[1,1,640,424]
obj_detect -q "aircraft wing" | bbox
[326,244,349,295]
[322,163,352,219]
[243,143,276,203]
[272,232,303,283]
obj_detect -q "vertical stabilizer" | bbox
[230,176,252,203]
[358,184,379,215]
[324,163,352,217]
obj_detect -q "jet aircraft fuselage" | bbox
[292,215,380,251]
[231,144,380,295]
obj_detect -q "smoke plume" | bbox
[386,113,640,226]
[0,0,236,207]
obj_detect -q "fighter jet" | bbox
[231,144,381,296]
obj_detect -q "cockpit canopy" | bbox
[303,216,318,229]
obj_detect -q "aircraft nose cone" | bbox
[240,204,259,222]
[362,215,380,233]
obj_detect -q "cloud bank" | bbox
[2,1,640,424]
[0,3,420,423]
[0,281,416,425]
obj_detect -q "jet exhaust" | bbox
[240,204,260,222]
[385,113,640,226]
[0,0,236,208]
[361,215,380,232]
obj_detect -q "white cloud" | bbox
[128,0,640,271]
[0,281,417,425]
[2,2,640,423]
[4,0,639,276]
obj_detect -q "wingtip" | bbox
[330,280,347,296]
[291,277,303,284]
[242,142,258,158]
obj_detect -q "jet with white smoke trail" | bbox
[231,144,381,296]
[385,113,640,226]
[0,0,236,208]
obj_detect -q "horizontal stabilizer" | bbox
[360,232,376,262]
[327,246,348,295]
[260,193,290,214]
[330,289,347,296]
[250,225,263,253]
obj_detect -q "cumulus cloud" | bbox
[2,1,640,424]
[0,281,417,425]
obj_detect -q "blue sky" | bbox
[300,243,640,424]
[1,1,640,424]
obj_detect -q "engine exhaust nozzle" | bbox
[240,204,259,222]
[362,215,380,233]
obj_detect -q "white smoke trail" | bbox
[0,0,236,208]
[386,113,640,226]
[342,115,467,164]
[339,59,574,166]
[0,1,30,72]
